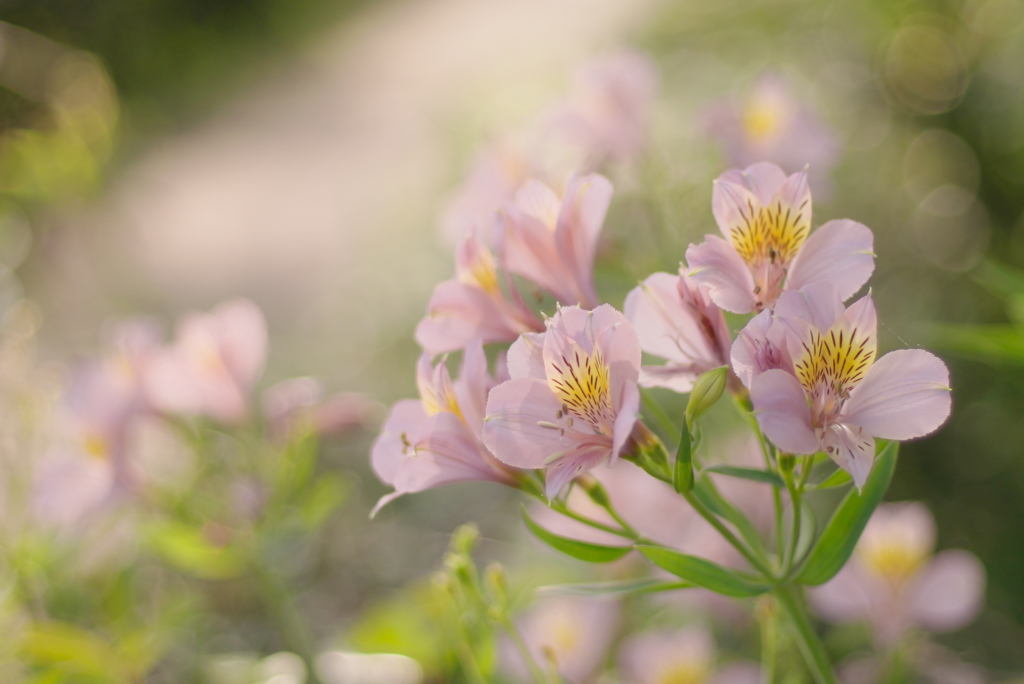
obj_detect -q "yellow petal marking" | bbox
[727,196,810,270]
[792,322,875,401]
[547,346,612,433]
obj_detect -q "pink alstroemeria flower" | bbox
[144,299,267,424]
[500,174,613,310]
[810,503,985,644]
[687,162,874,314]
[736,284,951,486]
[624,270,734,393]
[416,228,543,355]
[703,73,839,180]
[543,50,657,167]
[618,626,760,684]
[502,596,619,684]
[371,341,519,515]
[483,304,641,498]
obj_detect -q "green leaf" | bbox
[635,545,769,597]
[701,465,784,488]
[146,521,247,580]
[797,441,898,585]
[928,323,1024,364]
[521,506,632,563]
[298,472,349,528]
[673,419,694,493]
[810,467,852,490]
[537,579,692,597]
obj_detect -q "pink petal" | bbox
[624,273,720,367]
[370,399,428,484]
[737,162,788,205]
[841,350,951,440]
[639,364,701,392]
[908,550,985,632]
[822,422,875,488]
[483,378,594,469]
[610,381,640,462]
[555,174,612,309]
[214,299,268,390]
[515,180,562,227]
[750,369,818,454]
[415,280,532,354]
[686,236,758,314]
[786,219,874,301]
[543,443,611,498]
[455,340,490,438]
[712,178,761,242]
[808,565,874,623]
[731,309,787,389]
[773,282,844,333]
[507,332,546,380]
[396,412,509,490]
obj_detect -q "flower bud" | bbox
[685,365,728,427]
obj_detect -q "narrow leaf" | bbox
[673,418,693,493]
[702,465,784,488]
[521,506,632,563]
[537,579,692,597]
[797,441,898,585]
[810,468,852,490]
[636,545,769,597]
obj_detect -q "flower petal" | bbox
[483,378,597,469]
[750,369,818,454]
[773,282,844,333]
[370,399,428,484]
[555,173,612,308]
[686,236,758,314]
[822,422,875,488]
[786,219,874,301]
[808,565,874,624]
[611,381,640,462]
[543,444,611,498]
[841,350,951,440]
[507,331,547,380]
[908,550,985,632]
[738,162,788,205]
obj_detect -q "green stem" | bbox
[735,396,785,568]
[251,555,322,684]
[782,468,802,574]
[759,598,777,684]
[501,617,548,684]
[682,490,776,581]
[772,585,837,684]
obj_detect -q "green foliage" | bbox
[701,465,785,488]
[798,442,898,586]
[521,506,633,563]
[635,546,769,597]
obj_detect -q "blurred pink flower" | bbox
[543,50,657,167]
[617,626,760,684]
[740,284,951,486]
[504,595,619,684]
[704,73,839,180]
[371,341,518,515]
[810,502,985,644]
[33,319,162,524]
[483,305,641,498]
[262,377,381,440]
[686,162,873,313]
[623,270,735,393]
[500,174,613,309]
[144,298,267,424]
[416,229,543,354]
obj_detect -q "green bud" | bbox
[685,365,729,428]
[450,523,479,556]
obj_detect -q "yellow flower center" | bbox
[860,538,928,584]
[82,432,109,460]
[458,244,501,295]
[547,347,613,433]
[657,663,709,684]
[793,323,875,421]
[743,102,782,142]
[726,198,810,272]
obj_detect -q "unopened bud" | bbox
[451,523,479,555]
[686,365,728,427]
[578,476,611,508]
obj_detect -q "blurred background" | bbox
[2,0,1024,681]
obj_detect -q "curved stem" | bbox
[682,490,776,581]
[251,556,323,684]
[772,585,837,684]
